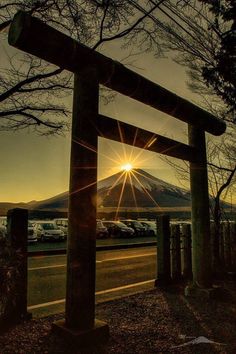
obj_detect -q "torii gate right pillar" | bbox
[185,125,212,295]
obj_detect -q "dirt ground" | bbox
[0,279,236,354]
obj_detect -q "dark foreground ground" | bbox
[1,279,236,354]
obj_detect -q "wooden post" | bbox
[230,222,236,271]
[155,215,171,287]
[66,69,98,329]
[223,222,232,271]
[6,208,31,323]
[170,224,182,282]
[219,222,225,270]
[185,126,212,294]
[181,224,193,280]
[210,221,226,278]
[53,68,109,344]
[210,222,215,270]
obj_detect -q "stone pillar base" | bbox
[22,311,32,321]
[52,319,109,348]
[154,277,172,288]
[185,284,231,301]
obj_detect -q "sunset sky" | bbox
[0,36,231,204]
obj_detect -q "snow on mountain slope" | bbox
[98,169,188,196]
[31,169,192,209]
[98,169,191,208]
[1,170,233,215]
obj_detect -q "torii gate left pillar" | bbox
[52,69,109,344]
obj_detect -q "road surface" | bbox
[28,246,157,317]
[27,236,156,253]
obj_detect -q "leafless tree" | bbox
[0,0,166,134]
[161,127,235,276]
[2,1,234,134]
[207,130,236,274]
[131,1,236,223]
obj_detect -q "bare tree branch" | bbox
[0,67,64,103]
[208,162,235,173]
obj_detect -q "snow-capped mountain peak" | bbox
[98,169,191,208]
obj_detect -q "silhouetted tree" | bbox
[0,0,163,134]
[1,1,235,134]
[199,0,236,114]
[161,130,235,276]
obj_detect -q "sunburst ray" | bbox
[130,170,162,209]
[115,172,128,220]
[128,172,139,215]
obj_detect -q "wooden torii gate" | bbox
[8,11,226,346]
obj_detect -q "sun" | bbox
[121,163,133,172]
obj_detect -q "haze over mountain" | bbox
[0,169,233,215]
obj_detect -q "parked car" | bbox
[0,218,38,242]
[96,219,109,238]
[140,221,157,236]
[0,216,7,237]
[54,218,68,237]
[33,221,65,242]
[122,220,146,236]
[28,220,38,243]
[102,221,135,238]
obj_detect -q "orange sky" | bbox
[0,38,234,204]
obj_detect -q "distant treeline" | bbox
[1,208,235,222]
[29,210,233,220]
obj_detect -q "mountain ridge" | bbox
[0,169,233,215]
[98,168,191,208]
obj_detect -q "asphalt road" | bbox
[27,236,156,253]
[28,246,157,317]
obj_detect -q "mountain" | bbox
[97,169,191,208]
[27,191,69,211]
[0,169,233,215]
[2,169,191,213]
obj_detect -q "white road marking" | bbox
[28,253,156,271]
[28,299,65,310]
[27,279,155,310]
[29,264,65,271]
[95,279,155,295]
[103,253,156,262]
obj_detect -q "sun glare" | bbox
[121,163,133,172]
[74,133,163,218]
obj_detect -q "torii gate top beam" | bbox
[8,11,226,137]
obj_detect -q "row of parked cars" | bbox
[99,220,157,238]
[0,217,67,243]
[0,216,157,243]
